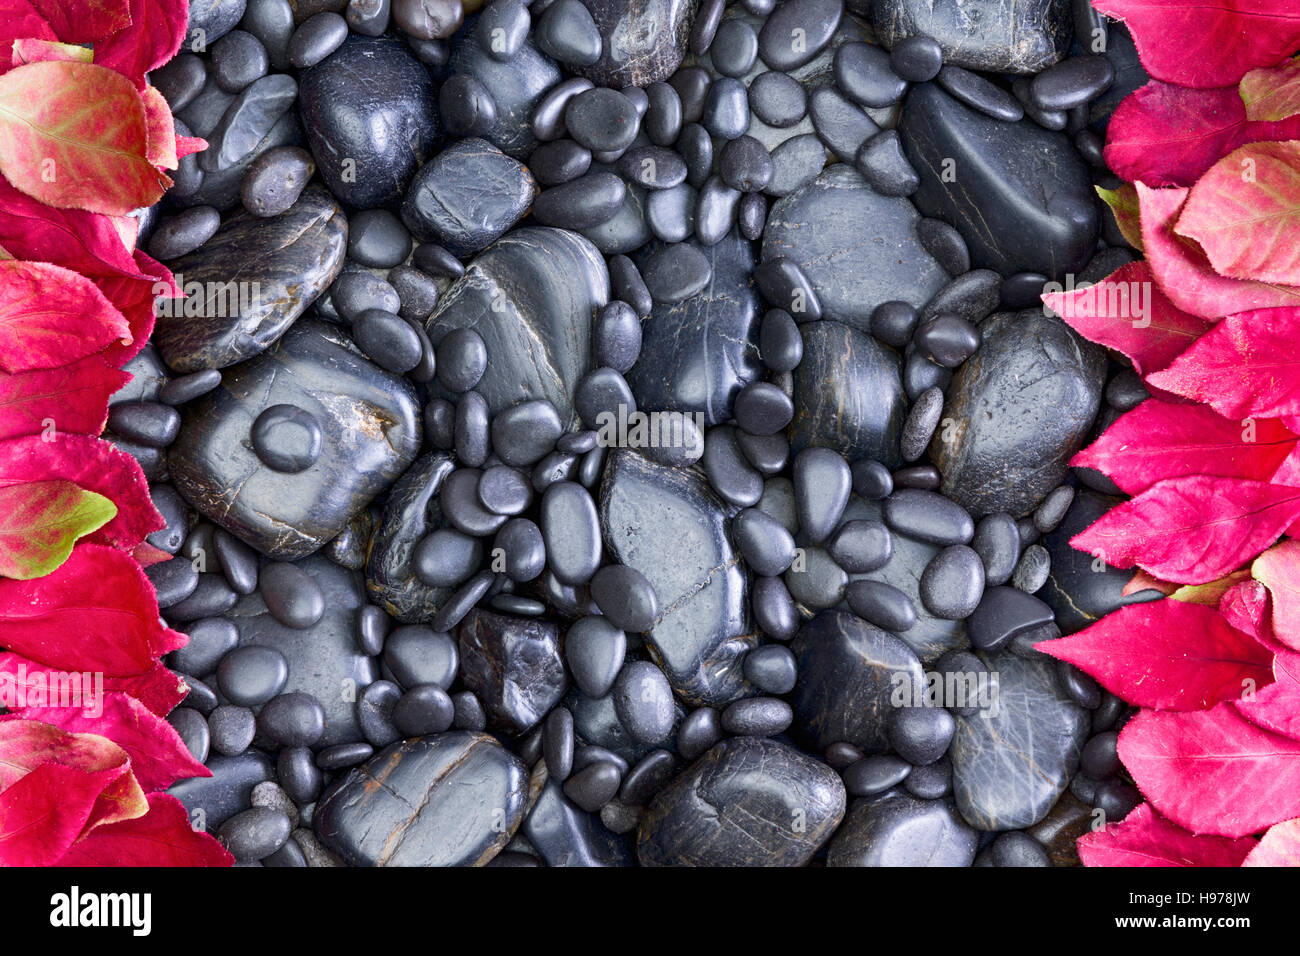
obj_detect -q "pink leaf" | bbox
[1036,600,1273,710]
[54,792,232,867]
[1041,261,1212,377]
[1146,306,1300,419]
[0,434,162,551]
[1072,399,1296,495]
[0,260,131,373]
[0,175,147,279]
[1118,703,1300,838]
[1138,183,1300,319]
[1176,142,1300,286]
[5,691,209,791]
[92,0,188,87]
[0,356,129,441]
[1093,0,1300,89]
[0,543,176,676]
[1240,57,1300,122]
[1078,803,1256,866]
[1105,81,1300,187]
[1070,476,1300,585]
[1243,817,1300,866]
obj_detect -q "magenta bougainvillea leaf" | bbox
[1138,183,1300,319]
[0,260,131,373]
[1105,81,1300,187]
[1176,142,1300,286]
[54,792,232,867]
[1146,307,1300,420]
[0,543,182,676]
[1118,703,1300,838]
[0,356,130,441]
[1071,400,1297,494]
[1093,0,1300,89]
[1041,261,1211,378]
[1077,803,1257,866]
[1036,600,1273,710]
[1071,476,1300,584]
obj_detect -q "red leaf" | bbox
[1243,817,1300,865]
[0,60,167,215]
[1138,183,1300,319]
[0,543,175,676]
[55,792,232,867]
[140,84,178,170]
[1236,651,1300,741]
[1072,399,1297,495]
[0,356,129,441]
[1118,703,1300,838]
[1220,579,1273,643]
[0,175,147,279]
[0,260,131,373]
[1105,81,1300,187]
[11,38,94,69]
[6,691,209,791]
[0,434,162,550]
[105,663,188,716]
[27,0,132,44]
[92,0,188,87]
[0,652,187,718]
[93,271,158,367]
[0,719,146,866]
[176,134,206,159]
[1036,600,1273,710]
[0,1,57,50]
[0,479,116,579]
[1078,803,1256,866]
[1176,142,1300,286]
[1071,476,1300,584]
[1093,0,1300,89]
[1041,261,1211,378]
[1146,307,1300,420]
[1252,541,1300,651]
[1240,57,1300,122]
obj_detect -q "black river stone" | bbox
[899,83,1098,280]
[762,165,947,331]
[637,737,845,866]
[827,792,978,867]
[225,555,377,746]
[365,452,457,624]
[791,320,905,467]
[298,35,440,208]
[400,137,537,256]
[626,229,761,426]
[791,609,924,752]
[600,450,756,706]
[522,773,636,866]
[169,320,421,558]
[457,609,570,734]
[450,29,562,159]
[573,0,694,87]
[839,496,966,663]
[168,752,273,834]
[155,185,346,373]
[950,650,1089,831]
[315,732,528,866]
[1040,489,1164,634]
[425,228,608,427]
[929,310,1105,518]
[872,0,1072,74]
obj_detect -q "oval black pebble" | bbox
[591,565,659,633]
[250,403,323,473]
